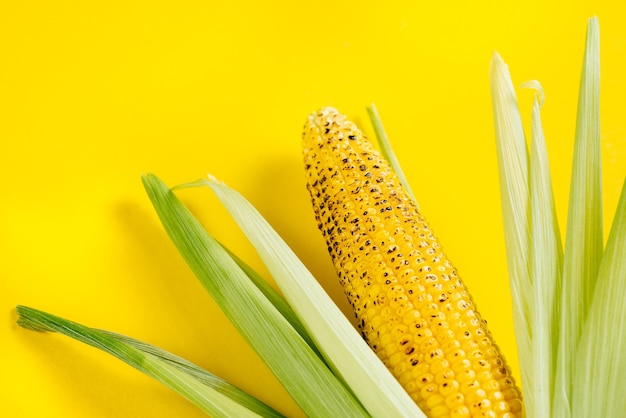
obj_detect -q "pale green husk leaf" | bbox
[366,103,418,206]
[200,177,425,418]
[489,51,533,406]
[221,243,319,352]
[16,305,280,418]
[526,83,563,417]
[142,173,368,418]
[553,17,602,417]
[573,180,626,417]
[491,16,620,418]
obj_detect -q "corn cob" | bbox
[302,107,523,418]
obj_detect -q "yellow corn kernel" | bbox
[492,400,511,413]
[440,379,460,397]
[426,393,446,409]
[450,406,471,418]
[430,404,451,417]
[302,107,523,417]
[445,392,465,409]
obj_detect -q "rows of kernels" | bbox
[303,107,522,417]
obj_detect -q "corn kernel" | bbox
[435,368,455,385]
[450,406,471,418]
[426,394,445,409]
[508,398,523,413]
[430,358,449,375]
[445,392,465,409]
[389,351,404,367]
[430,404,450,417]
[303,107,523,417]
[493,400,511,412]
[440,380,460,397]
[421,383,438,400]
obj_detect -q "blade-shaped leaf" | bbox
[173,181,317,351]
[573,179,626,417]
[202,177,425,418]
[366,103,417,205]
[221,244,320,354]
[142,174,368,418]
[525,82,563,417]
[16,305,280,418]
[554,17,602,417]
[490,51,533,403]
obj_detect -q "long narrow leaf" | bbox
[366,103,417,205]
[16,305,278,418]
[525,82,563,417]
[173,182,317,351]
[102,330,283,415]
[573,179,626,417]
[490,52,533,403]
[221,244,320,353]
[142,174,368,418]
[554,17,602,417]
[203,177,425,418]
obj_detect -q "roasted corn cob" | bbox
[302,107,523,418]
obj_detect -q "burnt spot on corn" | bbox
[302,107,522,417]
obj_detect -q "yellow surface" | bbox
[1,1,625,417]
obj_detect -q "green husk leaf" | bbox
[489,51,533,402]
[201,177,425,418]
[366,103,418,206]
[553,17,602,417]
[573,179,626,417]
[16,305,280,418]
[174,181,312,345]
[221,244,320,354]
[525,82,563,417]
[142,173,368,418]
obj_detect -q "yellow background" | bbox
[2,1,625,416]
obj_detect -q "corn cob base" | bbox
[302,107,523,418]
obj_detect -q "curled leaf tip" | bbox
[521,80,546,108]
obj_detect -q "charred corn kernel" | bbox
[418,373,435,390]
[302,107,523,417]
[421,383,438,401]
[440,380,460,397]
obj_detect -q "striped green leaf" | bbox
[553,17,602,417]
[201,176,425,418]
[489,51,533,405]
[142,173,368,418]
[366,103,417,205]
[16,305,281,418]
[573,180,626,417]
[525,82,563,417]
